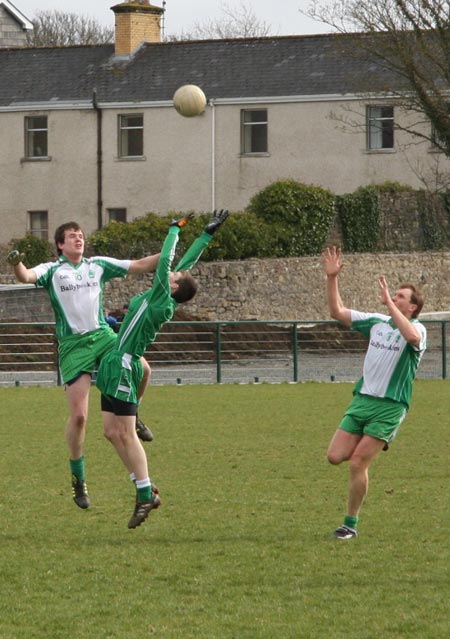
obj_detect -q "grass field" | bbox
[0,380,448,639]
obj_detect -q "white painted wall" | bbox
[0,98,448,244]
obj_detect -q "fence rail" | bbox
[0,320,448,387]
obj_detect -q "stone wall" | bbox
[2,251,450,322]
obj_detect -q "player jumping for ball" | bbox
[323,246,426,540]
[95,209,229,528]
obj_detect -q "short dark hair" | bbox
[399,283,424,318]
[54,222,84,256]
[172,271,198,304]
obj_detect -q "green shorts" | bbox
[96,351,143,405]
[339,393,407,443]
[58,328,117,385]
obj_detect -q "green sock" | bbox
[344,515,359,530]
[70,456,85,481]
[136,478,152,502]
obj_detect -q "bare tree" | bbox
[305,0,450,158]
[166,1,273,41]
[27,10,114,47]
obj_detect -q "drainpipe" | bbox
[209,98,216,211]
[92,89,103,230]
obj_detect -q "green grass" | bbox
[0,380,448,639]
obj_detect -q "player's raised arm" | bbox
[378,276,422,347]
[322,246,352,327]
[7,250,37,284]
[127,252,161,275]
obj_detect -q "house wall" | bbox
[0,109,98,242]
[0,99,447,244]
[0,6,27,47]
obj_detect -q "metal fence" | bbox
[0,320,448,387]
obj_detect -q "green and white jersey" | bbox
[96,227,212,403]
[351,310,427,408]
[32,256,130,342]
[115,227,212,359]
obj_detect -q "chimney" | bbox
[111,1,165,55]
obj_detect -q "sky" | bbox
[13,0,333,37]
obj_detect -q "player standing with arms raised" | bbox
[323,246,426,539]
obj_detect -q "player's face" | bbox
[393,288,417,318]
[59,229,85,261]
[169,271,182,291]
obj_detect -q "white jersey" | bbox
[351,310,426,408]
[33,256,131,342]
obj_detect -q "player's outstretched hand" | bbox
[378,275,392,307]
[6,250,25,266]
[205,209,229,235]
[322,246,344,277]
[170,213,195,228]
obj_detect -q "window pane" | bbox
[250,124,268,152]
[30,116,47,129]
[122,116,143,128]
[243,110,267,124]
[124,129,143,156]
[108,208,127,223]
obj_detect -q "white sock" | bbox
[135,478,151,490]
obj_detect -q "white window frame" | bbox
[366,105,394,151]
[28,210,48,240]
[118,114,144,158]
[25,115,48,158]
[241,109,268,155]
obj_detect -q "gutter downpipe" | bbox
[92,89,103,230]
[209,98,216,211]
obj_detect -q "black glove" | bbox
[7,250,25,266]
[170,213,195,228]
[205,209,229,235]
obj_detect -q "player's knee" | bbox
[349,454,368,473]
[327,450,342,465]
[70,411,87,430]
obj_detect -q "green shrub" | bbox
[247,179,336,256]
[418,192,446,250]
[9,235,54,267]
[88,213,168,258]
[373,181,413,193]
[198,211,277,260]
[88,210,278,262]
[337,186,380,252]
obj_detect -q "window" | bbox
[28,211,48,240]
[367,106,394,150]
[118,114,143,157]
[25,116,48,158]
[241,109,268,154]
[107,208,127,223]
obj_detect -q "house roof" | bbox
[0,0,33,30]
[0,33,399,109]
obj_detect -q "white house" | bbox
[0,0,32,48]
[0,0,447,243]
